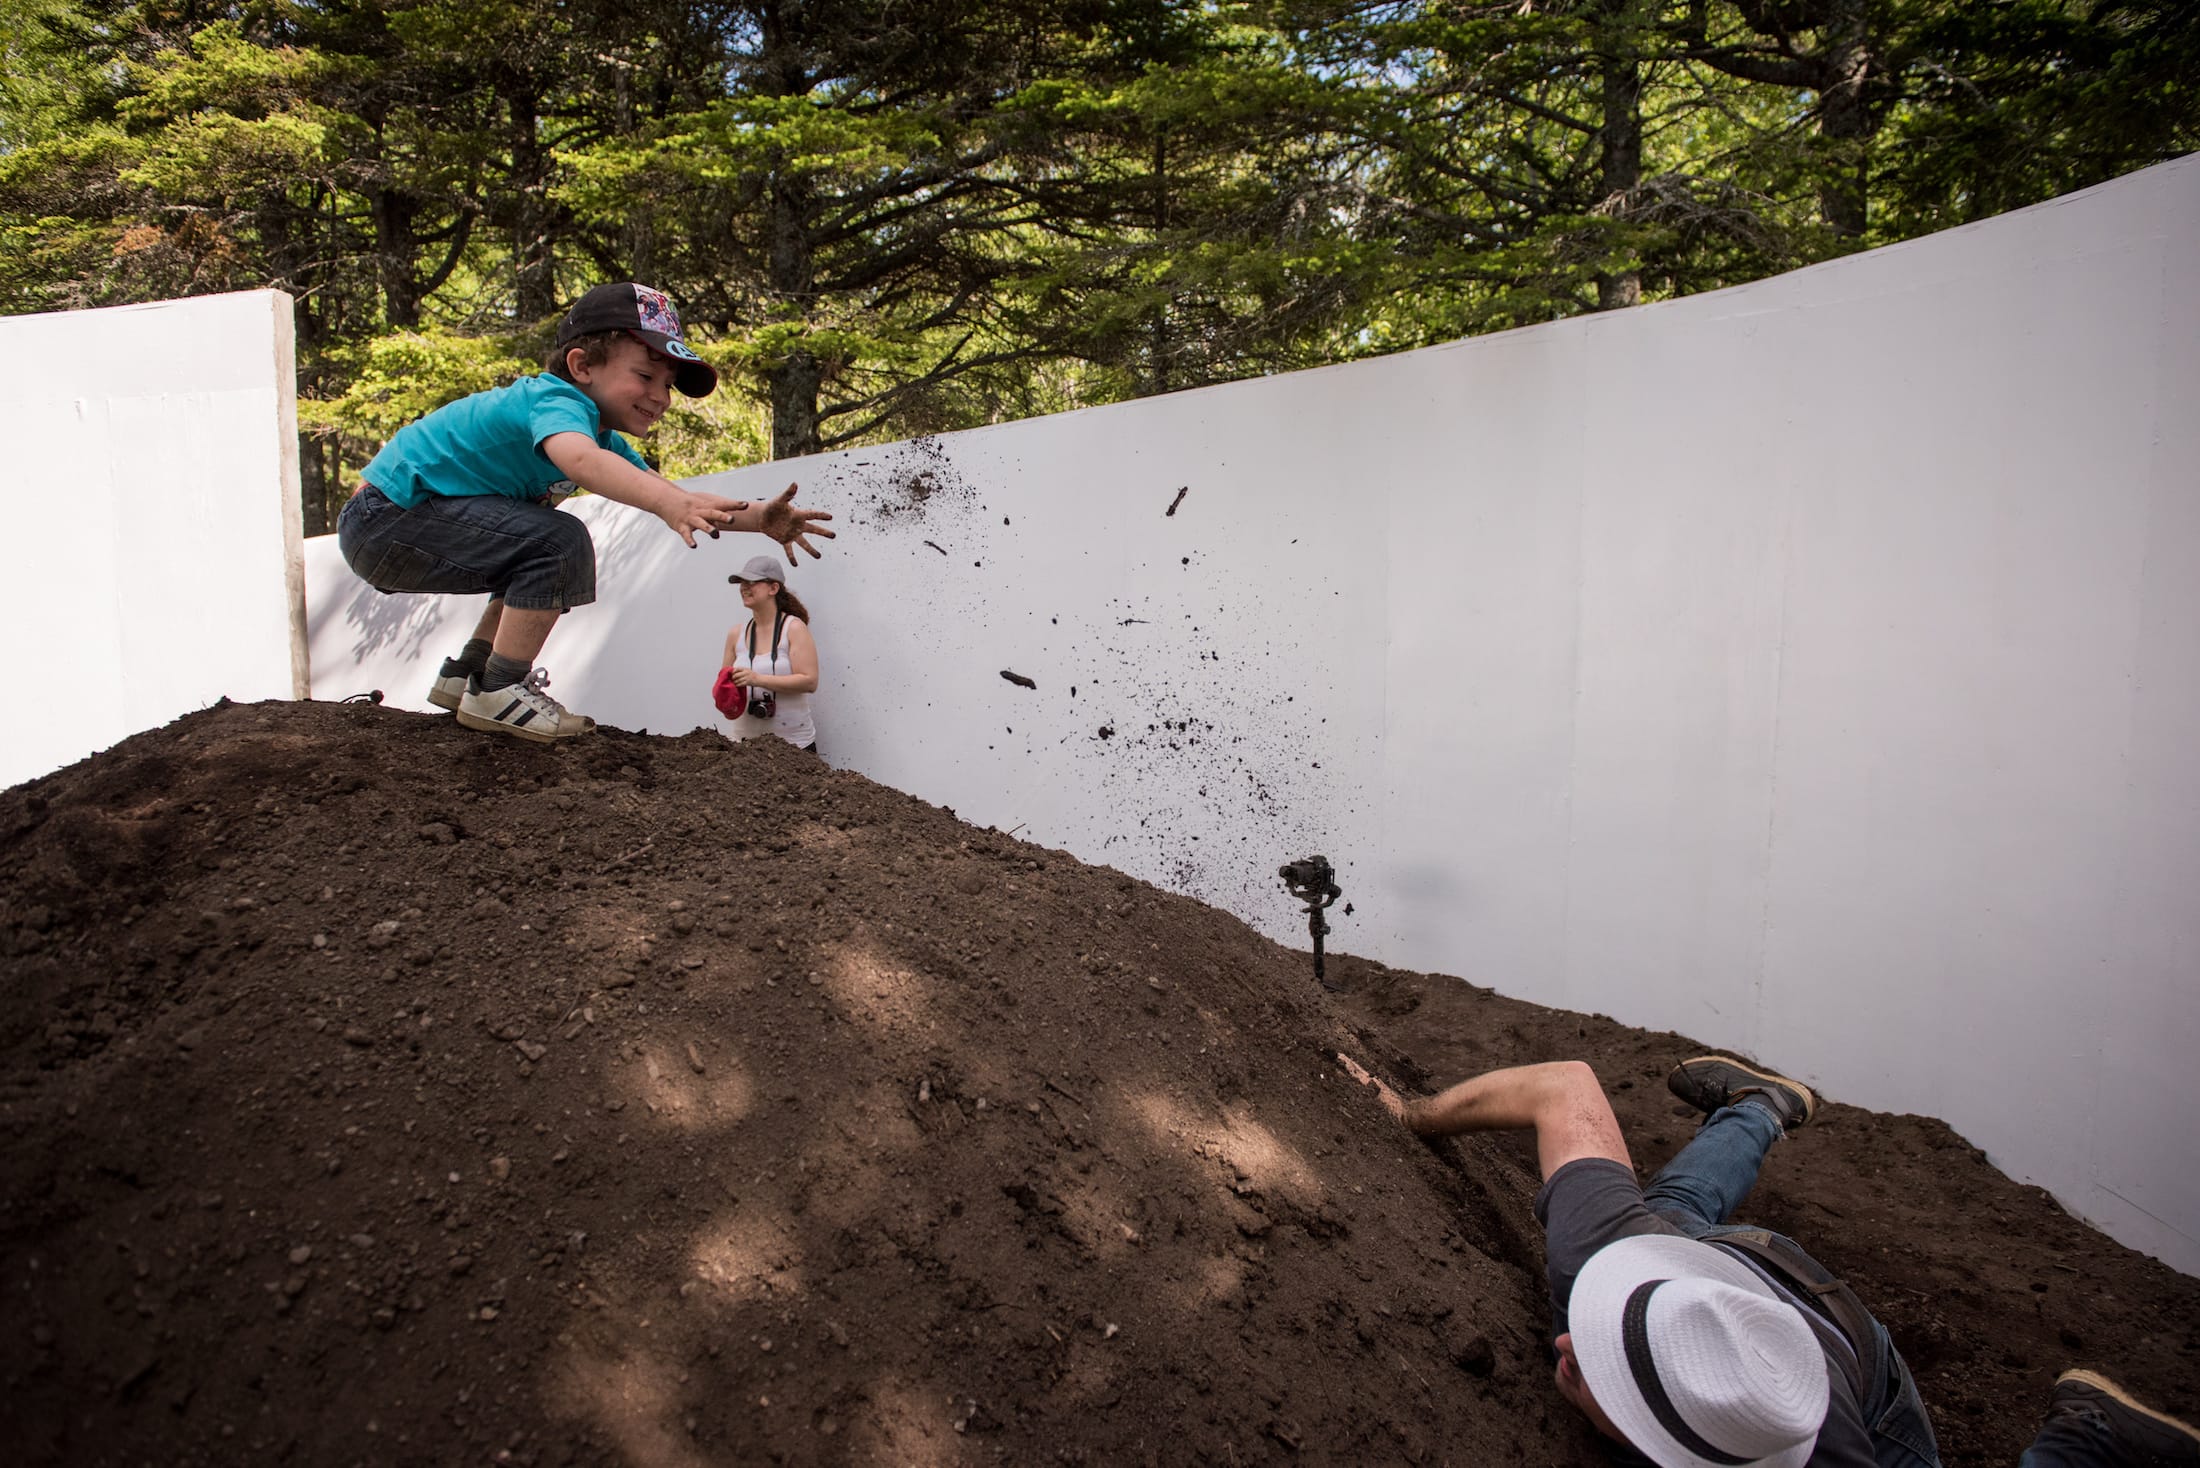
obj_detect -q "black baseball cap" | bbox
[554,282,719,398]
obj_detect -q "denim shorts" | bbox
[337,485,596,611]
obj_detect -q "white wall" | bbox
[307,157,2200,1273]
[0,290,305,789]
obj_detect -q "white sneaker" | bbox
[426,658,469,711]
[456,668,595,742]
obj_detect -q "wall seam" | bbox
[1753,465,1798,1067]
[1556,341,1589,1010]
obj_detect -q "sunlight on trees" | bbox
[3,0,2190,528]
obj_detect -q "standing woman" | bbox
[719,554,820,752]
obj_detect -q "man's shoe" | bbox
[427,657,470,712]
[2048,1370,2200,1463]
[1667,1056,1816,1133]
[456,669,594,743]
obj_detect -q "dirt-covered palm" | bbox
[1337,1052,1410,1124]
[756,482,836,560]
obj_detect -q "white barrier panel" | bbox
[0,291,305,789]
[308,156,2200,1273]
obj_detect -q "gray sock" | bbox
[479,652,532,693]
[439,639,494,679]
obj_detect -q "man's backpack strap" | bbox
[1713,1228,1875,1404]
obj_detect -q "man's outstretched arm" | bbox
[1338,1055,1632,1180]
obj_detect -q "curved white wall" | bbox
[0,290,306,790]
[306,157,2200,1273]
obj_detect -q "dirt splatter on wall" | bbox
[737,421,1382,938]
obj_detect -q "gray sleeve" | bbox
[1536,1161,1880,1467]
[1534,1157,1684,1340]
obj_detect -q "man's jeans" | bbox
[1640,1101,1941,1468]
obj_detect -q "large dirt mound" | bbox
[2,701,2194,1466]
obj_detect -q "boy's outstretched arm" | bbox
[544,439,837,558]
[543,433,745,547]
[1337,1054,1632,1181]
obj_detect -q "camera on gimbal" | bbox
[1278,854,1343,989]
[1279,856,1336,899]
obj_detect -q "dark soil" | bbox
[1,700,2193,1467]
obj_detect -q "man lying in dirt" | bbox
[1337,1052,2198,1468]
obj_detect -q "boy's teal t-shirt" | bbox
[362,375,651,507]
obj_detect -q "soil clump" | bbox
[1,700,2193,1466]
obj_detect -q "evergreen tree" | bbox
[3,0,2191,504]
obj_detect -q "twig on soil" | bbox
[1045,1078,1088,1109]
[1395,1353,1432,1394]
[598,840,653,873]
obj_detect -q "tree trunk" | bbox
[766,165,820,458]
[770,349,822,460]
[1716,0,1876,239]
[612,65,655,283]
[1815,0,1873,239]
[508,80,558,319]
[1148,129,1171,394]
[1596,6,1643,310]
[278,214,335,536]
[373,186,421,329]
[299,435,333,538]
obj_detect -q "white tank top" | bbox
[729,615,816,747]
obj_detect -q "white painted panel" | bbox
[1758,219,2160,1184]
[0,292,304,788]
[303,157,2200,1272]
[1563,304,1794,1046]
[2083,162,2200,1270]
[1380,330,1585,1001]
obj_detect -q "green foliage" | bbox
[300,328,533,456]
[0,0,2190,521]
[300,326,771,484]
[648,364,776,480]
[1877,0,2200,235]
[0,0,108,151]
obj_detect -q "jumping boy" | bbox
[337,282,834,742]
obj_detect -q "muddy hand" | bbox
[757,483,837,560]
[1337,1053,1409,1125]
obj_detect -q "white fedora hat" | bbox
[1570,1234,1829,1468]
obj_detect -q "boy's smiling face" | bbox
[569,335,673,436]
